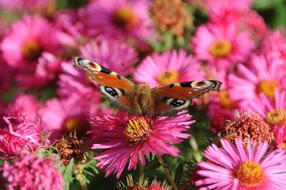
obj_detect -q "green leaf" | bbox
[62,159,75,190]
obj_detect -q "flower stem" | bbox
[156,155,178,190]
[139,162,145,180]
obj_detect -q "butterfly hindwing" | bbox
[152,80,222,114]
[152,80,221,100]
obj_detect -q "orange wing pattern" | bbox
[73,57,134,92]
[152,80,222,100]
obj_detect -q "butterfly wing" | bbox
[152,80,222,114]
[73,57,140,112]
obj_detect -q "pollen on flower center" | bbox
[157,70,179,85]
[257,80,278,98]
[22,39,43,61]
[111,6,138,31]
[235,161,264,188]
[219,90,235,108]
[209,40,232,58]
[124,118,152,145]
[266,109,286,125]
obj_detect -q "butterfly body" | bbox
[74,57,222,116]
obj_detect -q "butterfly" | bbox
[73,57,222,116]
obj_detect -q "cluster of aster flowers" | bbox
[1,0,286,190]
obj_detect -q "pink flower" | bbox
[273,127,286,148]
[259,30,286,60]
[207,68,237,132]
[0,16,61,88]
[40,95,106,141]
[80,38,137,75]
[55,10,86,49]
[0,116,43,156]
[0,0,49,10]
[1,154,64,190]
[135,49,204,87]
[208,104,235,133]
[7,94,41,122]
[196,139,286,189]
[250,90,286,128]
[229,54,286,107]
[192,20,254,70]
[204,0,252,20]
[82,0,153,39]
[90,111,194,178]
[57,61,101,99]
[147,184,165,190]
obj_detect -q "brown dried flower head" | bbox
[150,0,193,36]
[53,134,85,165]
[224,111,273,144]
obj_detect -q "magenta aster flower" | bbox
[273,126,286,149]
[82,0,153,39]
[204,0,252,20]
[1,154,64,190]
[0,116,43,156]
[192,20,254,70]
[250,90,286,128]
[40,95,107,141]
[0,0,49,10]
[229,54,286,107]
[260,31,286,60]
[134,49,205,87]
[58,61,102,99]
[80,38,137,75]
[0,16,61,88]
[7,94,41,122]
[196,139,286,189]
[90,111,194,178]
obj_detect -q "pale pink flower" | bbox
[135,49,204,87]
[204,0,252,20]
[250,90,286,128]
[82,0,153,39]
[80,38,137,75]
[196,139,286,189]
[229,54,286,107]
[0,116,43,156]
[7,94,41,122]
[40,95,106,141]
[1,154,64,190]
[0,16,61,88]
[90,111,194,178]
[192,20,254,70]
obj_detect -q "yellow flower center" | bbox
[64,116,90,138]
[209,40,232,58]
[235,161,264,188]
[157,70,179,85]
[124,118,152,145]
[257,80,278,98]
[281,142,286,149]
[22,39,43,61]
[219,90,235,108]
[266,109,286,125]
[111,6,138,31]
